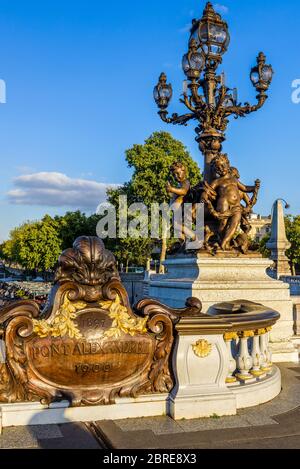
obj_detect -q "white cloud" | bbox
[7,172,119,211]
[214,3,229,14]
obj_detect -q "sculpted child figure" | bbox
[166,162,196,249]
[230,167,260,225]
[230,166,260,235]
[166,162,191,207]
[203,154,260,251]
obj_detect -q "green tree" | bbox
[0,211,104,274]
[285,215,300,275]
[0,239,19,266]
[258,235,271,258]
[55,211,100,251]
[107,131,202,270]
[259,215,300,275]
[2,215,62,274]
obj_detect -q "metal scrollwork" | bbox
[0,237,202,407]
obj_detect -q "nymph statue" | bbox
[165,155,260,255]
[202,154,260,251]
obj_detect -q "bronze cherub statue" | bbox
[202,154,260,252]
[166,162,197,252]
[165,155,260,255]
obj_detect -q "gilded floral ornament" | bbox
[33,296,86,339]
[192,339,212,358]
[99,295,148,339]
[239,330,255,339]
[224,332,238,341]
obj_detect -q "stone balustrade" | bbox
[224,327,273,385]
[0,238,284,427]
[0,300,282,426]
[170,300,281,419]
[208,300,279,388]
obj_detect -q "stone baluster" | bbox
[260,328,272,373]
[265,326,273,369]
[224,332,238,384]
[250,330,265,377]
[236,331,254,382]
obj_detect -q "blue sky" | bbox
[0,0,299,241]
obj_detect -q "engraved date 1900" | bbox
[75,363,115,374]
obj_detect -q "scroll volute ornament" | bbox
[0,237,201,406]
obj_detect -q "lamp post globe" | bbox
[190,2,230,65]
[153,2,273,182]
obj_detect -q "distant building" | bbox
[248,214,272,242]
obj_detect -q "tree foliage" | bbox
[258,235,271,258]
[1,215,62,272]
[54,211,100,251]
[0,212,101,273]
[124,131,201,205]
[107,131,202,267]
[0,133,202,271]
[259,215,300,274]
[286,215,300,273]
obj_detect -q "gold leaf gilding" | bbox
[33,297,86,339]
[224,332,238,341]
[33,294,147,341]
[192,340,212,358]
[99,296,148,339]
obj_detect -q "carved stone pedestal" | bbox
[0,237,284,429]
[169,326,236,420]
[149,254,298,363]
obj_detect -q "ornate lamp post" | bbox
[154,2,273,182]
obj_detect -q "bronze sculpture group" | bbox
[155,2,273,255]
[167,155,260,254]
[0,3,278,418]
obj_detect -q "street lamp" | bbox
[190,2,230,63]
[272,199,290,211]
[153,73,173,110]
[182,39,205,79]
[250,52,274,92]
[153,2,274,182]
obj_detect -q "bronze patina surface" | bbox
[167,155,261,254]
[154,3,273,182]
[0,237,280,407]
[0,237,202,406]
[155,2,273,255]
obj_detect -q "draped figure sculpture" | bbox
[202,154,260,251]
[165,154,260,254]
